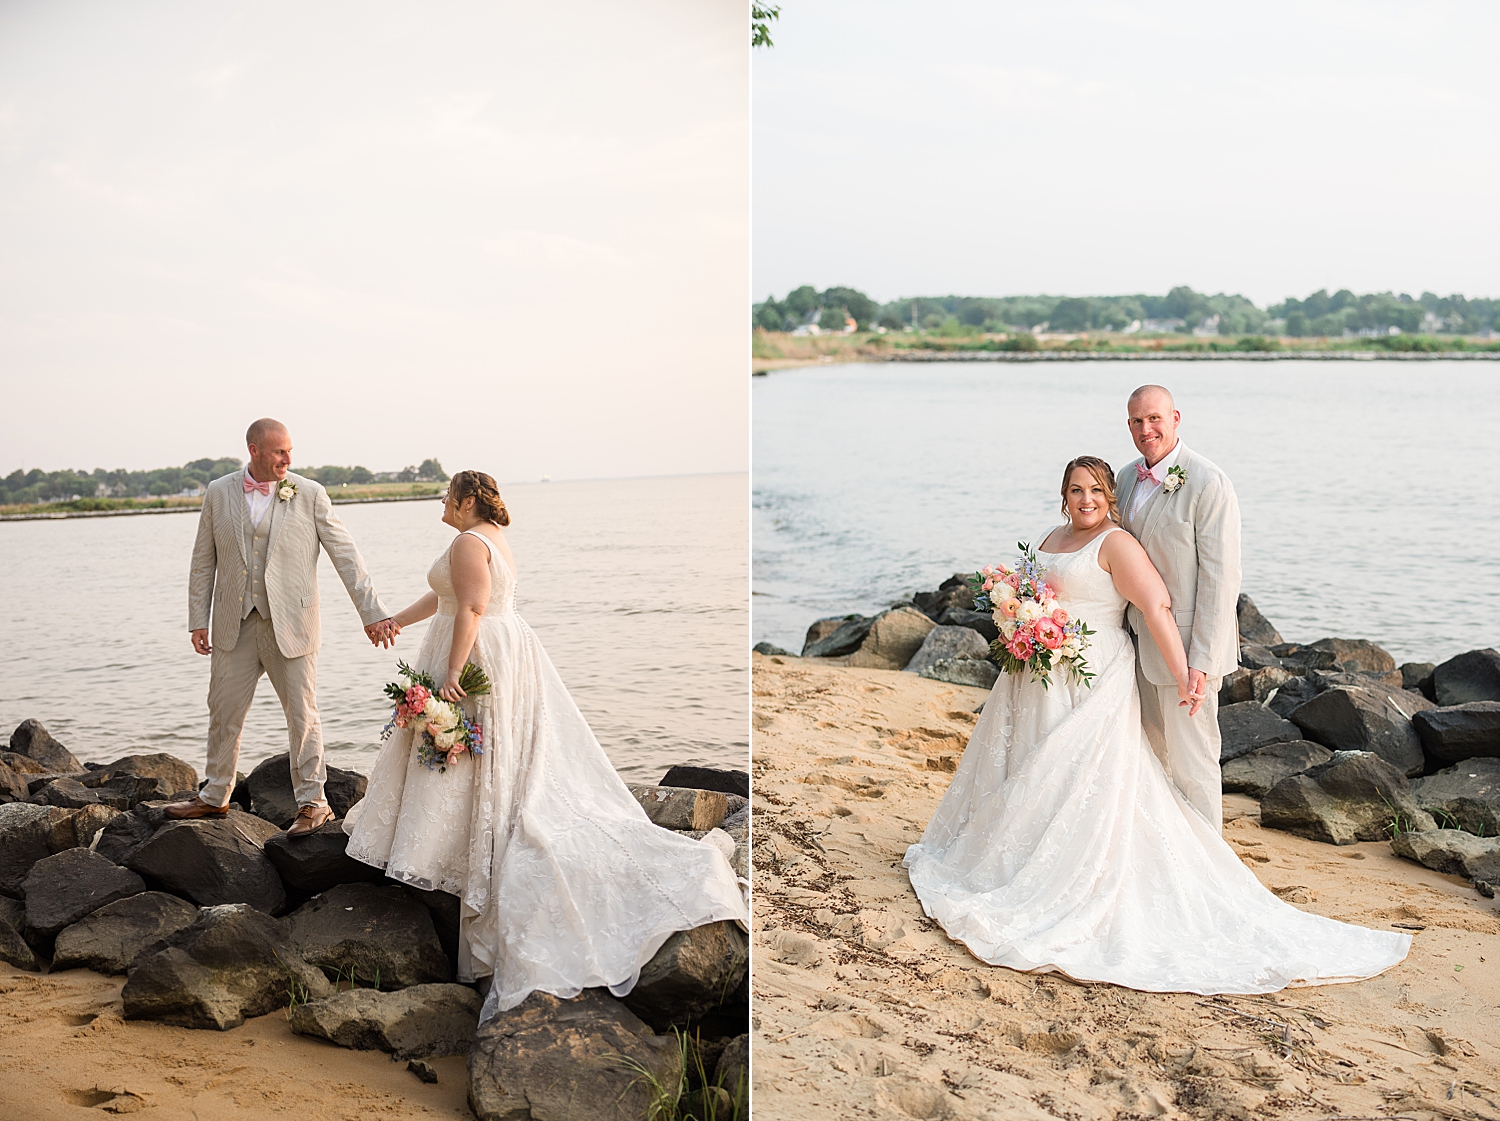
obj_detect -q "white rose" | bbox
[278,485,295,500]
[1162,473,1182,493]
[1016,600,1044,625]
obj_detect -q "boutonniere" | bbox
[1162,465,1187,493]
[277,480,298,502]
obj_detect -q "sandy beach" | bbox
[750,652,1500,1120]
[0,966,470,1120]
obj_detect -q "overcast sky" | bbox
[753,0,1498,307]
[0,0,746,479]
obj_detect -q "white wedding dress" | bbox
[903,526,1410,993]
[345,530,746,1020]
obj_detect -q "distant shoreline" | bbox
[755,348,1500,373]
[0,492,442,524]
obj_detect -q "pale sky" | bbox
[753,0,1499,308]
[0,0,747,479]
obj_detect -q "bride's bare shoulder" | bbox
[1097,525,1146,571]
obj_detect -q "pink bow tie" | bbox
[243,475,274,496]
[1136,462,1159,484]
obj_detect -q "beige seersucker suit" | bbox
[189,469,388,810]
[1116,444,1241,832]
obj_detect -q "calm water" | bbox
[753,361,1500,666]
[1,473,747,784]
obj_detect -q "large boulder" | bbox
[0,913,38,971]
[802,615,874,658]
[1412,703,1500,765]
[1402,662,1437,696]
[1239,644,1285,671]
[21,848,147,938]
[1217,702,1303,763]
[0,802,74,897]
[1304,638,1396,676]
[122,903,332,1030]
[1270,642,1338,672]
[285,882,451,989]
[1288,683,1432,776]
[289,983,481,1059]
[1260,751,1436,845]
[935,606,1000,643]
[1236,595,1282,646]
[126,810,287,915]
[848,607,937,671]
[0,762,30,804]
[94,806,163,866]
[921,657,1000,690]
[81,753,199,808]
[1220,740,1333,799]
[621,920,749,1032]
[1432,650,1500,706]
[244,753,369,829]
[404,885,463,969]
[1268,675,1318,718]
[1391,829,1500,884]
[1219,666,1295,707]
[262,818,385,894]
[658,766,749,800]
[903,625,990,675]
[715,1033,749,1101]
[66,804,123,850]
[9,720,84,775]
[467,990,682,1121]
[0,752,47,776]
[627,785,728,831]
[913,574,976,621]
[52,891,199,975]
[31,777,130,811]
[1411,759,1500,836]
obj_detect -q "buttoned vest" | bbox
[242,504,272,619]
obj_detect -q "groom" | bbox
[168,418,396,836]
[1117,386,1241,833]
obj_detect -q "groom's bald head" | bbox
[1127,386,1180,466]
[246,417,288,448]
[1128,384,1174,413]
[245,418,292,482]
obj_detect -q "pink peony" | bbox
[1051,608,1070,627]
[404,684,431,709]
[1035,618,1064,650]
[1007,634,1035,661]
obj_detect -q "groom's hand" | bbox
[190,629,211,656]
[1187,668,1207,717]
[365,618,399,648]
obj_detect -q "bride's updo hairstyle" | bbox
[449,470,510,526]
[1060,456,1122,525]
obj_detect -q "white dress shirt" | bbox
[244,470,274,528]
[1128,441,1181,521]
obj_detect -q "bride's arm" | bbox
[439,535,493,701]
[1099,531,1202,716]
[392,592,440,630]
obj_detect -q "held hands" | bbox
[1175,668,1207,717]
[365,618,401,649]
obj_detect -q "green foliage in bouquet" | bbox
[383,659,491,702]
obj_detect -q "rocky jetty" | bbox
[0,719,749,1112]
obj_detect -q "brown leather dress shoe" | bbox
[286,803,335,837]
[163,797,231,820]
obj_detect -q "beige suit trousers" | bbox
[202,610,327,809]
[1137,661,1224,834]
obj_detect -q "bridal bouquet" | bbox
[381,660,490,772]
[969,543,1095,687]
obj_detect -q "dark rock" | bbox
[122,902,332,1030]
[935,606,999,643]
[52,891,198,975]
[31,777,130,811]
[0,915,38,971]
[802,615,873,658]
[1236,595,1282,646]
[913,574,976,621]
[66,804,122,850]
[289,983,481,1058]
[21,848,147,938]
[1220,740,1334,799]
[9,720,84,774]
[82,754,199,808]
[659,766,750,800]
[0,762,29,804]
[262,818,385,894]
[1402,662,1437,694]
[1391,829,1500,883]
[1219,666,1296,707]
[0,752,47,775]
[621,920,749,1032]
[404,885,462,969]
[1271,643,1338,671]
[1412,703,1500,765]
[1289,684,1432,777]
[1239,644,1285,671]
[1411,759,1500,836]
[1432,649,1500,706]
[285,882,451,989]
[921,657,1000,689]
[849,606,937,671]
[752,642,793,657]
[0,895,24,932]
[244,753,368,829]
[1268,675,1318,718]
[94,807,161,866]
[627,785,728,831]
[467,990,682,1121]
[408,1059,439,1084]
[715,1033,749,1100]
[1217,702,1303,763]
[126,810,286,915]
[0,803,74,897]
[1307,638,1397,676]
[903,625,990,675]
[1260,751,1436,845]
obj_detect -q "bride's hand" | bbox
[438,675,467,703]
[1176,675,1203,717]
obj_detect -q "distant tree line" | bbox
[2,458,449,507]
[754,285,1499,338]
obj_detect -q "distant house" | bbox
[1141,318,1185,333]
[1122,320,1143,334]
[1191,315,1221,338]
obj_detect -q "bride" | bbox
[344,470,745,1020]
[903,456,1409,993]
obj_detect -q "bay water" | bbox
[753,360,1500,666]
[1,472,747,785]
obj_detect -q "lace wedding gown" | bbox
[345,530,746,1020]
[903,526,1410,993]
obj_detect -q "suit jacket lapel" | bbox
[265,479,287,559]
[235,472,252,567]
[1138,445,1187,543]
[1120,460,1143,531]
